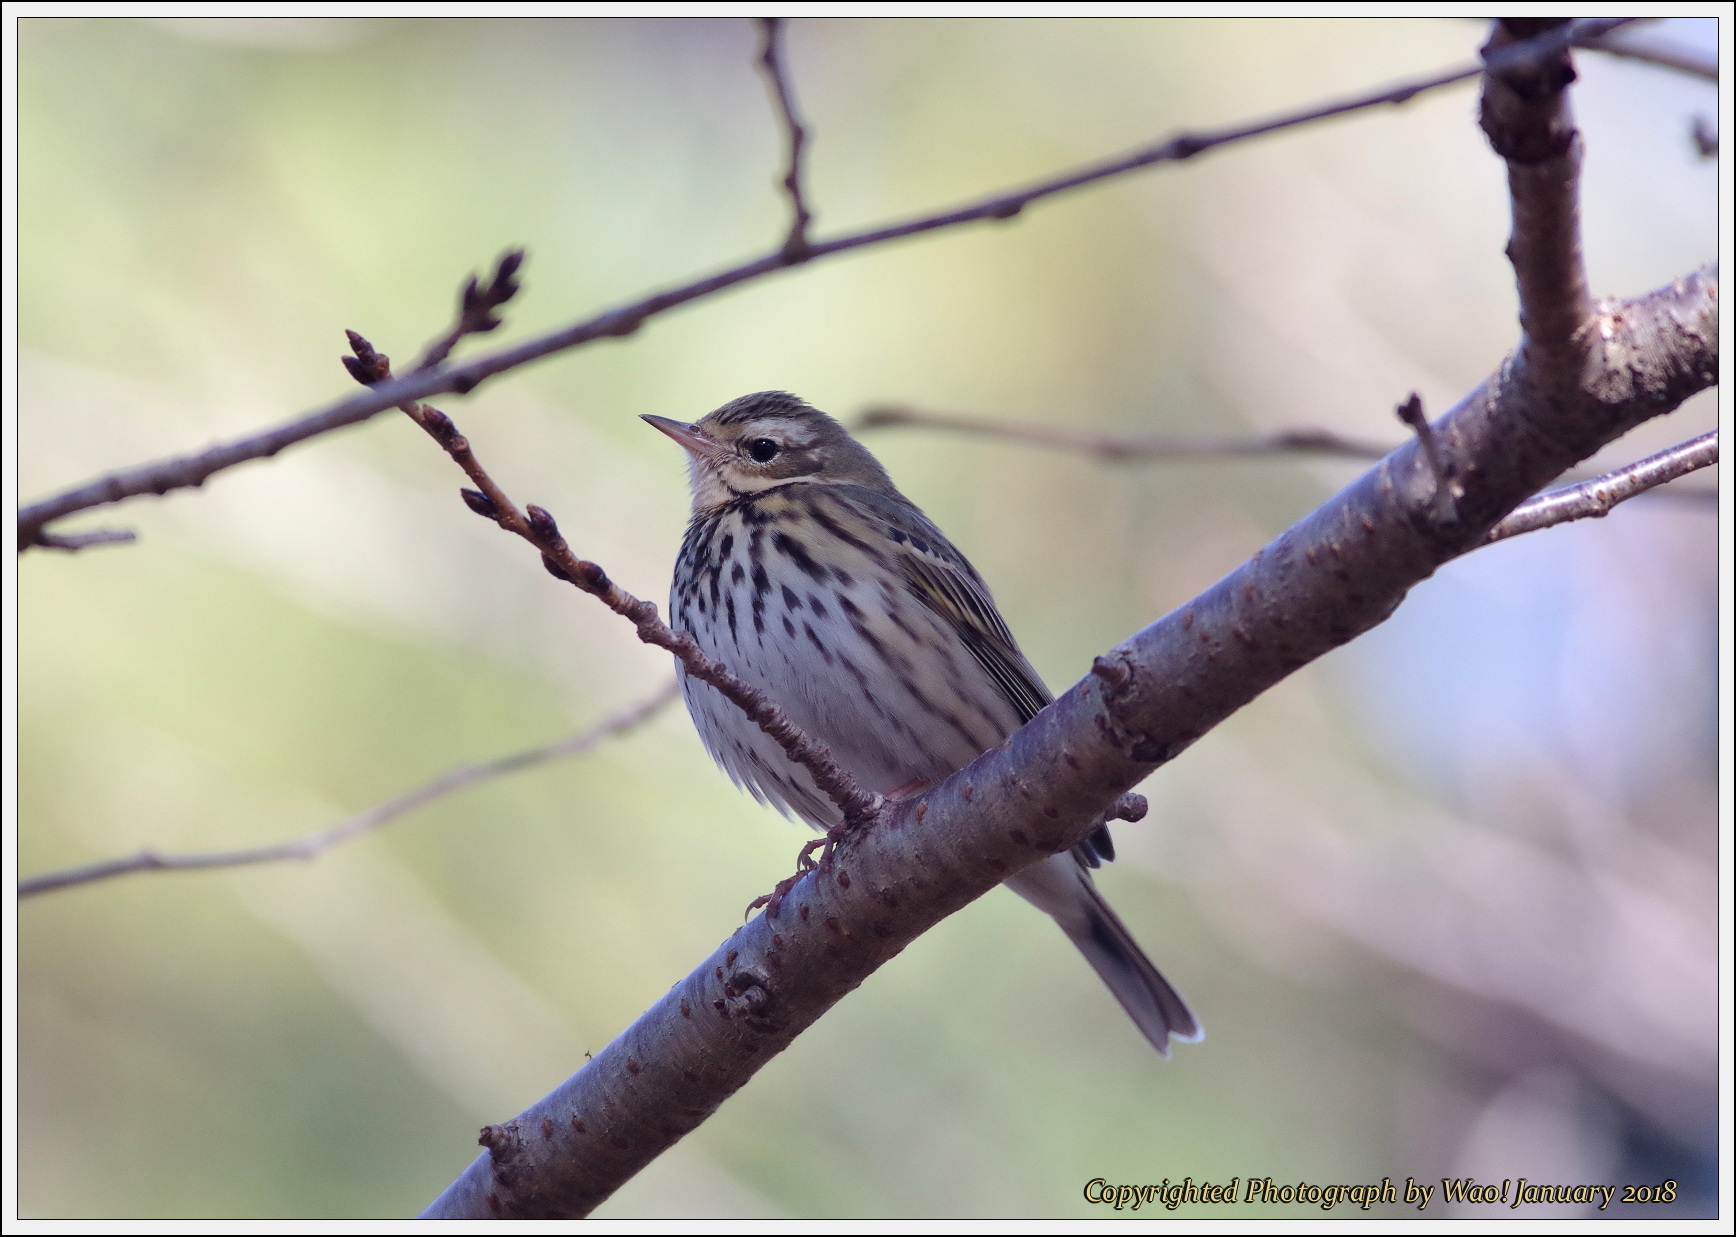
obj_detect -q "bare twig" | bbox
[1583,32,1718,82]
[17,18,1633,552]
[17,681,679,899]
[1690,116,1717,159]
[1482,430,1719,545]
[859,404,1718,508]
[1480,19,1596,405]
[1394,392,1458,521]
[412,248,526,373]
[342,335,882,834]
[28,527,138,552]
[810,17,1630,252]
[857,405,1394,461]
[757,17,813,261]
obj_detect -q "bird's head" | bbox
[644,391,894,512]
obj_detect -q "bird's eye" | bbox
[746,438,781,463]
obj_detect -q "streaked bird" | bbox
[645,391,1200,1055]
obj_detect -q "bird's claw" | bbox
[746,818,859,919]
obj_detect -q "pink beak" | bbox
[641,415,725,460]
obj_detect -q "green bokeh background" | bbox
[17,17,1720,1220]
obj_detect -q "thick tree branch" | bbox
[1481,19,1596,406]
[16,18,1632,552]
[16,681,678,898]
[423,257,1715,1218]
[1483,429,1718,544]
[419,27,1705,1211]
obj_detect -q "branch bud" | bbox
[460,488,497,518]
[342,330,391,384]
[421,407,458,444]
[525,504,561,541]
[492,249,525,301]
[568,559,608,590]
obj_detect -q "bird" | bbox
[644,390,1200,1056]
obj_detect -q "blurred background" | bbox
[16,16,1720,1220]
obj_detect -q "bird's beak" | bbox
[642,415,726,460]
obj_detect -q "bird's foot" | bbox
[747,869,807,920]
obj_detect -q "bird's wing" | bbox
[843,486,1053,726]
[842,485,1117,868]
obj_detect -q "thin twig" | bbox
[1583,32,1718,82]
[757,17,813,261]
[341,334,883,834]
[17,681,680,898]
[411,249,526,373]
[807,18,1631,252]
[1394,392,1458,521]
[16,18,1634,552]
[858,404,1720,508]
[29,527,138,552]
[857,405,1394,461]
[1482,430,1719,545]
[1690,116,1717,159]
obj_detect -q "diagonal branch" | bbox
[16,17,1635,552]
[1482,430,1718,545]
[341,335,882,833]
[423,264,1716,1220]
[16,681,678,899]
[756,17,813,261]
[422,35,1705,1211]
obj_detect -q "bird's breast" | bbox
[672,493,1026,819]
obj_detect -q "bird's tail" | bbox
[1006,856,1202,1056]
[1064,879,1202,1056]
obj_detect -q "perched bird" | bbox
[645,391,1200,1056]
